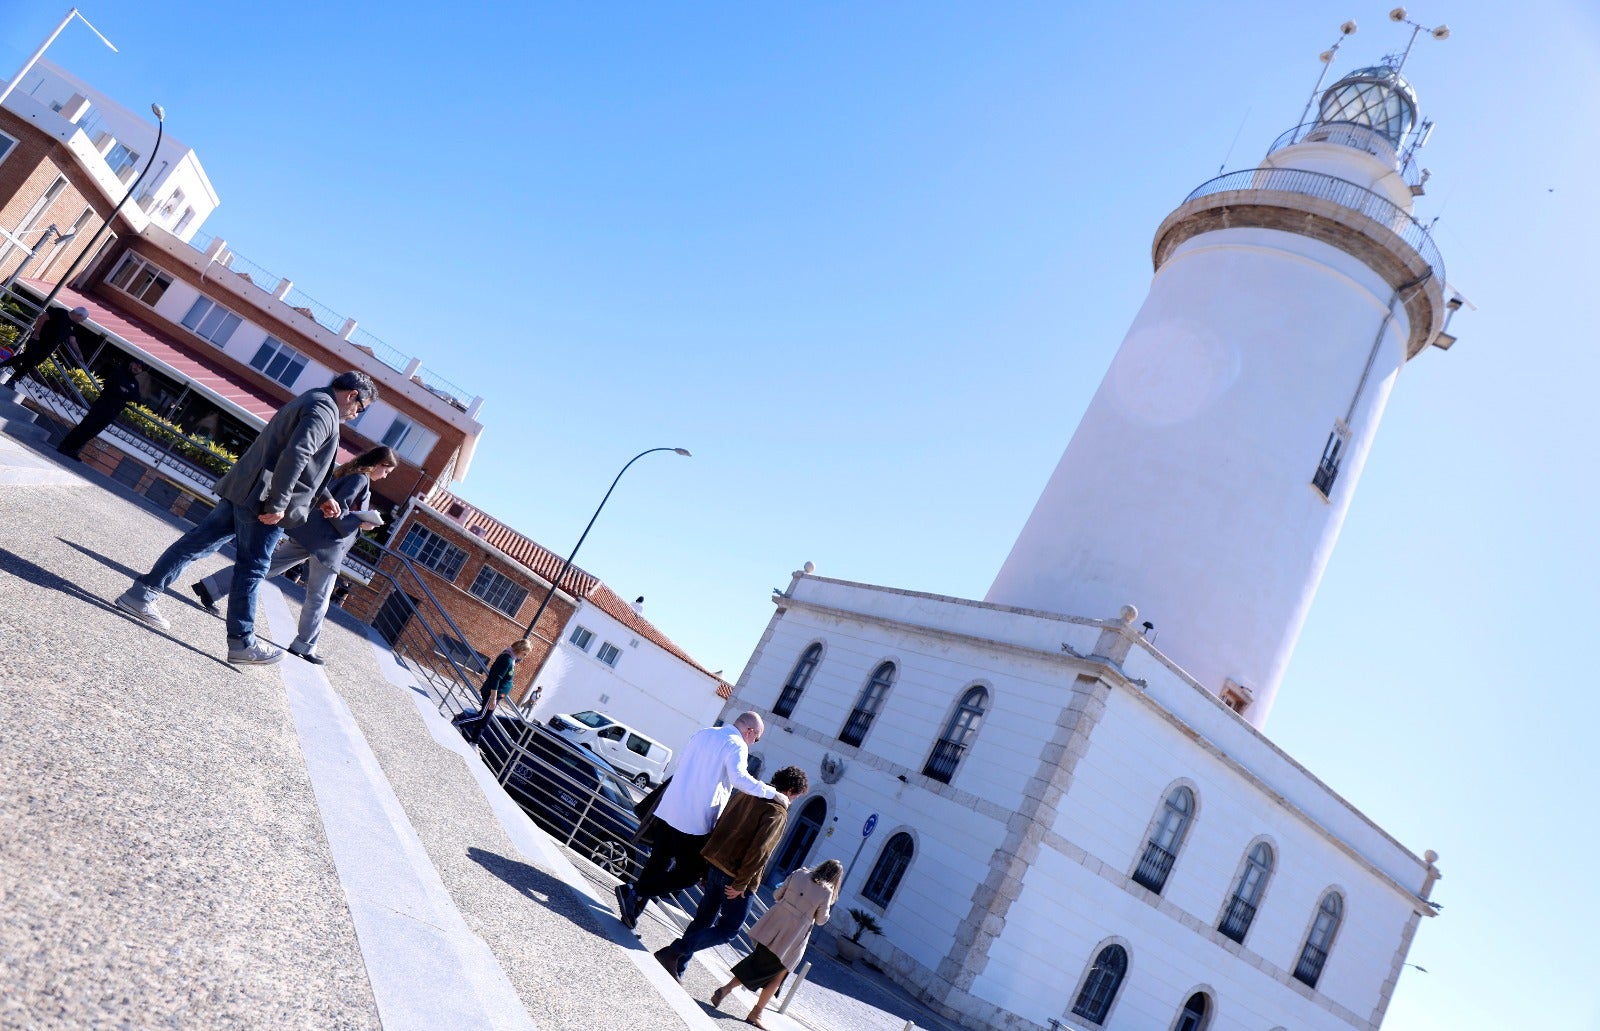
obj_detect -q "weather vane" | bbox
[1383,7,1451,73]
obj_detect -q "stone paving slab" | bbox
[0,483,378,1030]
[0,434,977,1031]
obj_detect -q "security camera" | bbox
[1431,24,1451,40]
[1340,20,1358,34]
[1389,7,1408,22]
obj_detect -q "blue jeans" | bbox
[131,498,283,645]
[667,865,752,975]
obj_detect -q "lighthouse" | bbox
[986,32,1461,727]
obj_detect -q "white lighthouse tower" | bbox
[986,27,1461,727]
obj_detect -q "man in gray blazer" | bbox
[116,371,377,664]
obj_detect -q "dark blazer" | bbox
[286,472,372,565]
[214,387,341,527]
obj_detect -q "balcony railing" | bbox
[1131,841,1176,893]
[1218,895,1257,943]
[1294,942,1329,987]
[922,738,966,783]
[1181,166,1444,286]
[181,234,476,411]
[1266,120,1426,187]
[838,709,873,747]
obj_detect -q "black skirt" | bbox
[730,943,787,990]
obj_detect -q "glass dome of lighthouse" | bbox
[1315,64,1418,148]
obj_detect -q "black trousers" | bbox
[632,821,711,902]
[58,398,129,456]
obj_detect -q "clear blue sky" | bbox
[6,3,1596,1027]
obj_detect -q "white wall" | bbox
[731,575,1433,1030]
[532,599,726,764]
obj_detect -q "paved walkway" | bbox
[0,419,970,1031]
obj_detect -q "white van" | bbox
[548,710,672,788]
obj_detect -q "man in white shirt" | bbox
[615,711,774,930]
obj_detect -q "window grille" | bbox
[1071,944,1128,1025]
[922,686,986,783]
[1219,842,1273,942]
[1132,787,1194,893]
[862,832,913,907]
[774,643,821,717]
[839,662,895,746]
[1294,892,1343,988]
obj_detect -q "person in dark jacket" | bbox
[0,306,88,385]
[653,765,808,982]
[55,358,146,461]
[188,446,398,663]
[460,638,532,743]
[115,371,376,665]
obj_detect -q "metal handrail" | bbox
[1266,120,1426,186]
[1181,166,1444,285]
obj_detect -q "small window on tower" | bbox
[1221,679,1253,714]
[1311,423,1350,500]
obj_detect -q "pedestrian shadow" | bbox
[466,846,625,940]
[55,536,146,581]
[2,545,237,671]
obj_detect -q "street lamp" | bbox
[0,224,78,295]
[0,8,119,111]
[519,446,692,645]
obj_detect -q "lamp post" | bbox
[519,446,691,645]
[25,102,163,357]
[0,8,119,110]
[1,224,77,295]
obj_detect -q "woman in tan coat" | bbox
[709,859,843,1028]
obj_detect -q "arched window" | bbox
[923,686,987,783]
[1219,842,1273,942]
[1132,786,1194,893]
[862,832,914,907]
[1294,891,1344,988]
[839,662,895,746]
[1172,992,1210,1031]
[774,643,821,717]
[1071,943,1128,1025]
[767,796,827,887]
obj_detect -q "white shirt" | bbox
[654,724,776,835]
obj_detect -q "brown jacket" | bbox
[700,791,790,894]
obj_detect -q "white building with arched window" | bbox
[729,575,1440,1030]
[723,40,1457,1031]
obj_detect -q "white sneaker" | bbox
[115,591,171,631]
[227,641,284,665]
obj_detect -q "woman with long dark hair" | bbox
[709,858,844,1028]
[191,446,398,663]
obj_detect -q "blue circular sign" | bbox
[862,813,878,838]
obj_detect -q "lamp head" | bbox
[1389,7,1408,22]
[673,447,691,457]
[151,103,165,121]
[1431,25,1451,40]
[1340,20,1358,35]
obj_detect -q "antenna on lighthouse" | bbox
[1384,8,1451,73]
[1295,20,1359,131]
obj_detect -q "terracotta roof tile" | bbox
[424,485,730,693]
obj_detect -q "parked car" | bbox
[457,710,645,878]
[547,709,673,788]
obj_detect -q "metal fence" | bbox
[1182,166,1444,285]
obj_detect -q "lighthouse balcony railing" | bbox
[1183,167,1443,284]
[1267,121,1424,185]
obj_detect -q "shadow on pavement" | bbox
[55,536,149,581]
[467,845,571,908]
[5,544,237,672]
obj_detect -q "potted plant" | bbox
[835,907,883,964]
